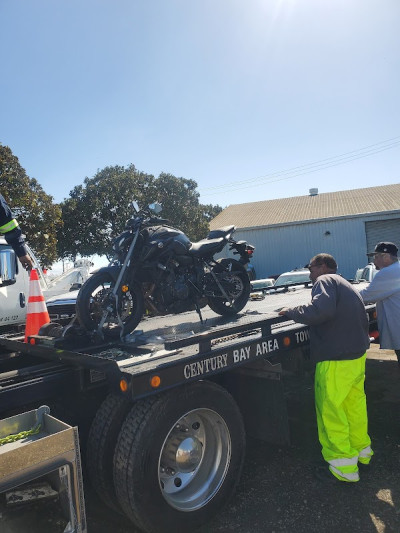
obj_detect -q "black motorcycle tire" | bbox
[207,258,251,316]
[76,271,144,338]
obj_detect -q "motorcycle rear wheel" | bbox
[207,259,251,316]
[76,272,144,338]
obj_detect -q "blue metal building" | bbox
[210,184,400,280]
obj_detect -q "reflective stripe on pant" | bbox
[358,445,374,465]
[315,353,373,482]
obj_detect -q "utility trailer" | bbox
[0,284,377,533]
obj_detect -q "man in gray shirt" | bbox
[279,253,372,483]
[359,241,400,366]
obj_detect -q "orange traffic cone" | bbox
[24,268,50,343]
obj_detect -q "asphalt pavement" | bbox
[196,344,400,533]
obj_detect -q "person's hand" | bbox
[18,254,34,271]
[278,307,289,316]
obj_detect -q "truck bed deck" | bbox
[0,282,375,408]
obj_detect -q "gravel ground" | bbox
[1,344,399,533]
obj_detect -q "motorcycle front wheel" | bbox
[76,272,144,338]
[207,258,251,316]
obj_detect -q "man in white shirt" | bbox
[359,241,400,365]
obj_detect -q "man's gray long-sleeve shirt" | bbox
[359,261,400,350]
[284,274,369,363]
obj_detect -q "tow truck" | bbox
[0,283,377,533]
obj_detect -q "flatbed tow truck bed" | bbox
[0,282,376,411]
[0,282,377,533]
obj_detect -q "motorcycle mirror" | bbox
[148,202,162,214]
[131,200,139,212]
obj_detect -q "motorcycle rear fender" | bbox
[229,240,255,262]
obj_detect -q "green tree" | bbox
[149,172,209,241]
[58,165,223,258]
[58,164,156,259]
[201,203,223,223]
[0,144,61,266]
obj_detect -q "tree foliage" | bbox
[201,203,223,223]
[58,165,223,259]
[0,144,62,266]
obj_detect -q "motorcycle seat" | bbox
[206,225,235,239]
[189,237,225,258]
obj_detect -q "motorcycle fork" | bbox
[97,230,140,340]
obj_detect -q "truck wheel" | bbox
[207,258,251,316]
[86,393,132,512]
[113,381,246,533]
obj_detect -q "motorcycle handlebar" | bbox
[125,214,171,229]
[148,217,170,225]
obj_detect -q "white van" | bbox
[0,237,91,332]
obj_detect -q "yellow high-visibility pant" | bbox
[315,354,373,482]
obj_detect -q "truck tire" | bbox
[76,272,144,338]
[113,381,246,533]
[86,393,132,512]
[207,258,251,316]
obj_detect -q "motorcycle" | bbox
[76,201,254,338]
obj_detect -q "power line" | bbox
[206,141,400,195]
[199,136,400,196]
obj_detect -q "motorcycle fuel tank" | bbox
[141,226,192,261]
[152,226,191,252]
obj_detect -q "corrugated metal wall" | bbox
[365,218,400,253]
[220,212,400,280]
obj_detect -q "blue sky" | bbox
[1,0,399,208]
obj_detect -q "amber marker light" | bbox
[150,375,161,388]
[121,285,129,293]
[283,336,291,347]
[120,379,128,392]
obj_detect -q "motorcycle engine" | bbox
[158,268,197,312]
[173,274,190,300]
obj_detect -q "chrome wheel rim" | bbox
[158,408,231,511]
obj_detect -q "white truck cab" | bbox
[0,237,93,332]
[0,237,47,331]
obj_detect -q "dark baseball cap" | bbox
[367,241,398,256]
